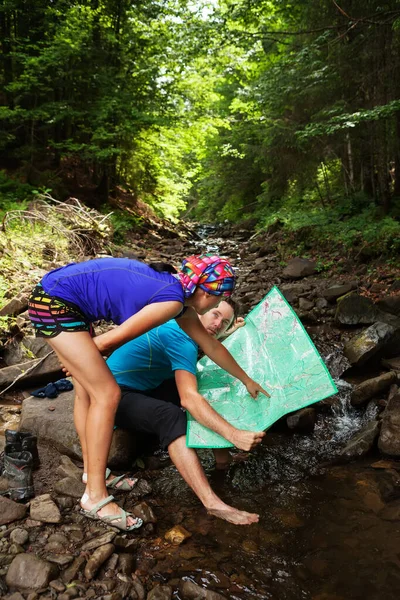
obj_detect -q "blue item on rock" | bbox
[31,378,73,399]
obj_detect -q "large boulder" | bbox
[0,293,29,317]
[344,322,396,366]
[335,294,378,325]
[0,352,63,390]
[339,420,380,460]
[19,390,136,468]
[322,282,357,302]
[6,553,58,591]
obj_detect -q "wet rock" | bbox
[6,553,58,591]
[165,525,192,545]
[351,372,398,406]
[30,494,62,523]
[9,529,29,546]
[344,322,395,366]
[84,542,115,580]
[147,584,173,600]
[282,258,316,280]
[322,283,356,302]
[286,407,316,432]
[0,497,27,526]
[339,420,380,459]
[20,392,136,467]
[54,477,85,498]
[178,579,226,600]
[117,553,135,576]
[0,293,29,317]
[81,531,116,551]
[131,501,156,524]
[335,294,378,325]
[378,392,400,456]
[241,539,258,553]
[129,477,152,499]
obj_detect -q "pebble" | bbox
[9,528,29,546]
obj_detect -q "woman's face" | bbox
[191,288,221,315]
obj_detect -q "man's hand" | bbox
[224,316,246,337]
[230,429,265,451]
[245,378,271,398]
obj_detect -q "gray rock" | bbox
[351,372,398,406]
[30,494,62,523]
[322,283,356,302]
[84,543,115,580]
[335,294,378,325]
[0,497,27,526]
[117,553,136,576]
[61,555,86,584]
[178,579,227,600]
[20,392,136,467]
[339,420,380,459]
[298,297,314,311]
[282,258,316,280]
[0,294,29,317]
[131,574,145,600]
[286,407,316,433]
[56,455,82,480]
[280,284,305,305]
[9,529,29,546]
[344,322,396,366]
[147,585,173,600]
[315,297,329,309]
[54,477,85,499]
[378,392,400,457]
[6,592,25,600]
[6,553,58,591]
[0,353,62,390]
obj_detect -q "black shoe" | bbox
[1,450,34,502]
[4,430,40,470]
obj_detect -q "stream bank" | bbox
[0,221,399,600]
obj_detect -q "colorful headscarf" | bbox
[178,254,236,298]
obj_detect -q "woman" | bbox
[28,254,269,531]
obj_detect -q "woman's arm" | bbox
[94,301,183,355]
[178,308,270,398]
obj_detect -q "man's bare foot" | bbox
[207,505,259,525]
[80,494,139,528]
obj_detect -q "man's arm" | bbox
[178,309,270,399]
[175,370,265,451]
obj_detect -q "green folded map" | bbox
[186,286,338,448]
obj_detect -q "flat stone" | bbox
[54,477,85,499]
[30,494,62,524]
[81,531,116,551]
[322,283,356,302]
[6,553,59,591]
[0,497,27,526]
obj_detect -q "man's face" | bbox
[199,301,234,339]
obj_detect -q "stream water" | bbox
[140,227,400,600]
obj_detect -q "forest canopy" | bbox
[1,0,400,255]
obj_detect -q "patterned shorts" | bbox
[28,284,93,338]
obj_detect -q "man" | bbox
[108,300,265,526]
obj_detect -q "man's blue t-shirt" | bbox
[107,320,198,390]
[40,258,184,325]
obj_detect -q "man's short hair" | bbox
[222,297,239,323]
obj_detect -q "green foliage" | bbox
[108,209,144,244]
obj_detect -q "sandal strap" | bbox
[87,494,115,517]
[107,473,127,486]
[105,468,111,479]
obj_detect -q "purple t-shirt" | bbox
[40,258,184,324]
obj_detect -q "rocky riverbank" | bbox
[0,219,399,600]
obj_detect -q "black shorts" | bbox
[115,379,187,449]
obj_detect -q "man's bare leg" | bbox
[213,448,232,470]
[168,436,259,525]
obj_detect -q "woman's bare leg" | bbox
[73,379,90,475]
[48,331,137,526]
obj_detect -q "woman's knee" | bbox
[89,382,121,410]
